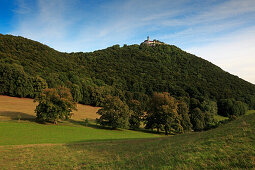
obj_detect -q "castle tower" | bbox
[147,36,149,42]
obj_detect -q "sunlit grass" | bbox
[214,114,228,122]
[0,121,161,145]
[1,113,255,169]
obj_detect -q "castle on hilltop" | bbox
[142,36,164,46]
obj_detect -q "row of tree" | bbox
[34,86,248,135]
[96,92,217,134]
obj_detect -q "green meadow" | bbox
[0,121,160,146]
[1,112,255,169]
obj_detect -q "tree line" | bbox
[0,34,253,132]
[35,86,247,135]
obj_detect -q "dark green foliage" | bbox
[190,98,201,110]
[34,87,77,124]
[0,63,47,98]
[128,100,144,129]
[218,99,234,117]
[201,100,218,115]
[96,95,132,129]
[31,76,48,98]
[145,92,183,135]
[190,108,205,131]
[218,99,248,117]
[177,101,192,131]
[1,34,255,109]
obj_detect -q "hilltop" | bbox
[1,34,255,109]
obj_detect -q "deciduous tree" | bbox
[34,87,77,124]
[96,95,131,129]
[145,92,183,135]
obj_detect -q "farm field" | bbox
[1,112,255,169]
[0,95,100,121]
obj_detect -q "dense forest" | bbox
[1,34,255,131]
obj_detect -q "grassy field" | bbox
[0,95,161,146]
[1,112,255,169]
[0,121,160,145]
[1,95,255,169]
[0,95,100,121]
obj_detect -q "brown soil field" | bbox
[0,95,100,121]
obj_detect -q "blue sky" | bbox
[1,0,255,83]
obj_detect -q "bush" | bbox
[218,99,248,117]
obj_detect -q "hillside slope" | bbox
[1,112,255,169]
[1,34,255,107]
[0,95,100,121]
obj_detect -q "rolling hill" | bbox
[1,34,255,109]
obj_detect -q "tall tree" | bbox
[190,108,205,131]
[34,87,77,124]
[145,92,183,135]
[128,100,144,129]
[177,101,192,131]
[96,95,132,129]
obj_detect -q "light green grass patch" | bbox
[0,121,160,145]
[214,114,228,122]
[246,110,255,115]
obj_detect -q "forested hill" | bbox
[1,34,255,108]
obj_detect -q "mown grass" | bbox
[1,113,255,169]
[0,121,160,145]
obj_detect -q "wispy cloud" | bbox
[13,0,32,14]
[187,26,255,84]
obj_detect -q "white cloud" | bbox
[11,0,81,51]
[186,26,255,84]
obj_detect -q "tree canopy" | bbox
[96,95,132,129]
[145,92,183,135]
[34,87,77,124]
[1,34,255,109]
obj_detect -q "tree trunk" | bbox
[157,127,159,133]
[164,126,168,136]
[54,120,57,124]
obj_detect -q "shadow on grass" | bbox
[0,111,36,122]
[68,119,165,135]
[132,128,166,135]
[68,119,119,130]
[65,136,167,147]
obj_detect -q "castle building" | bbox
[142,36,164,46]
